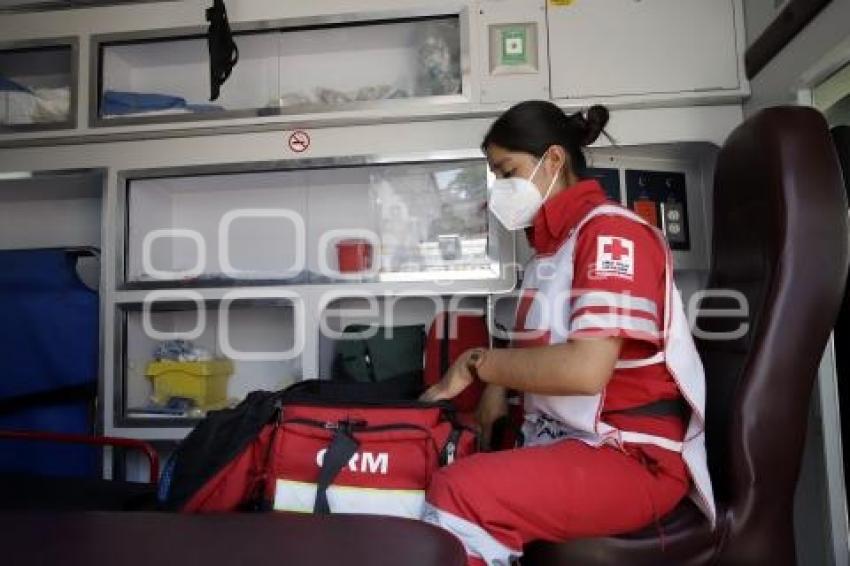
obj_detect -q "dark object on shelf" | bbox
[522,108,848,564]
[206,0,239,101]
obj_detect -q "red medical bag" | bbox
[162,381,477,518]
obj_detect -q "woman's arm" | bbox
[477,338,622,395]
[420,337,622,402]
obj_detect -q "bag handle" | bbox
[313,422,360,514]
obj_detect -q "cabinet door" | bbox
[548,0,740,99]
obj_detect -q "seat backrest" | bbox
[696,108,848,526]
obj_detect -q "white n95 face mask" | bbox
[488,152,560,231]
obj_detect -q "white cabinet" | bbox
[123,158,499,288]
[112,151,516,431]
[548,0,741,100]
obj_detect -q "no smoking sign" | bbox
[288,130,311,153]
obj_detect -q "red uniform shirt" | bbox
[520,179,685,442]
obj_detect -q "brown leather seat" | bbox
[1,511,467,566]
[523,107,850,565]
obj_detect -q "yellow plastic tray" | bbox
[145,359,234,409]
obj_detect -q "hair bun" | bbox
[580,105,610,147]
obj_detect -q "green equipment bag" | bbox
[331,324,425,399]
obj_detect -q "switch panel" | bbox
[625,170,690,251]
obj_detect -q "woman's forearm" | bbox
[475,339,622,396]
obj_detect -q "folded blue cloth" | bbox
[0,75,31,93]
[102,89,187,115]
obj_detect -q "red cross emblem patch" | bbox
[594,236,635,279]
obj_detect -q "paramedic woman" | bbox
[420,101,716,566]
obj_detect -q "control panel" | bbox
[625,169,690,250]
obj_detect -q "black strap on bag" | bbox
[206,0,239,101]
[313,423,360,514]
[440,313,451,377]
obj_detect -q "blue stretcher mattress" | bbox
[0,249,99,476]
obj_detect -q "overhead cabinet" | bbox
[548,0,741,99]
[0,1,747,143]
[95,14,465,125]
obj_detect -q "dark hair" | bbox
[481,101,610,177]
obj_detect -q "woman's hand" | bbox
[420,348,484,402]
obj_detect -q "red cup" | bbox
[336,239,373,273]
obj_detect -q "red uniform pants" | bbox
[423,439,689,566]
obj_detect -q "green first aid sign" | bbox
[501,27,528,66]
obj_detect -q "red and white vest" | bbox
[519,204,717,527]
